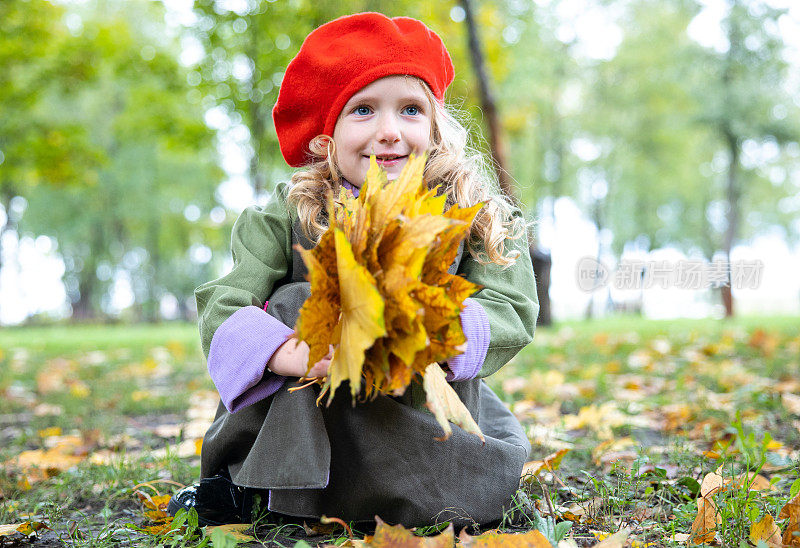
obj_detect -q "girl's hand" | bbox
[267,338,333,378]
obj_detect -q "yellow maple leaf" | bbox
[521,448,570,481]
[423,363,484,442]
[750,513,782,547]
[353,516,453,547]
[203,523,256,542]
[458,527,551,547]
[329,228,386,398]
[296,230,341,368]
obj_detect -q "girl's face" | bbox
[332,75,432,186]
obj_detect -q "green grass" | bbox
[0,321,200,353]
[1,316,798,546]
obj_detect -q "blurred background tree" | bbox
[1,0,798,324]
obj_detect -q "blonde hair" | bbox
[286,77,525,266]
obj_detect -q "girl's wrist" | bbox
[267,338,308,377]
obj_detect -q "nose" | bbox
[375,113,401,144]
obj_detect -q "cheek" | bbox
[414,123,432,152]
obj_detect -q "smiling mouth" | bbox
[365,154,407,165]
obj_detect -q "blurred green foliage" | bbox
[0,0,798,322]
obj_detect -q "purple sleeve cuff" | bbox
[446,298,490,381]
[208,306,294,413]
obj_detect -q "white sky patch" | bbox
[687,0,731,52]
[554,0,623,60]
[0,233,69,324]
[570,137,602,162]
[180,35,204,66]
[162,0,197,27]
[216,175,255,212]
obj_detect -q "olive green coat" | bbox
[195,183,539,526]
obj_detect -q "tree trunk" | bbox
[721,128,739,318]
[72,219,105,321]
[531,245,552,326]
[459,0,552,324]
[145,216,161,323]
[459,0,513,198]
[247,17,266,197]
[0,202,8,323]
[0,189,20,323]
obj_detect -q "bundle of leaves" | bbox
[294,155,485,440]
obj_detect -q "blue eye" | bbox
[354,106,371,115]
[404,105,420,115]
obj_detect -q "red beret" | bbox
[272,12,455,167]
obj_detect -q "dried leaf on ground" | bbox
[136,492,171,512]
[690,496,719,544]
[423,363,484,442]
[458,528,551,547]
[0,521,47,537]
[203,523,256,542]
[564,402,628,439]
[590,528,631,547]
[350,517,453,547]
[136,492,174,536]
[5,445,85,484]
[779,492,800,546]
[699,471,724,497]
[749,513,782,547]
[522,448,570,480]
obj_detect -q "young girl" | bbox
[169,12,539,529]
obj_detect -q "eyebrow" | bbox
[345,93,428,105]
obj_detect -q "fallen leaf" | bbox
[779,492,800,546]
[6,447,84,483]
[458,528,551,547]
[136,492,171,511]
[699,471,724,497]
[354,516,453,546]
[591,529,631,547]
[748,328,778,355]
[592,437,638,468]
[734,472,774,492]
[203,523,256,542]
[302,520,338,536]
[564,402,627,439]
[37,426,62,438]
[522,448,570,480]
[690,496,719,545]
[749,513,782,547]
[423,363,484,442]
[144,509,171,523]
[141,522,174,536]
[328,228,387,399]
[0,521,47,537]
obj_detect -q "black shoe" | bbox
[167,475,269,526]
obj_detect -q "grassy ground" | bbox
[0,316,798,546]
